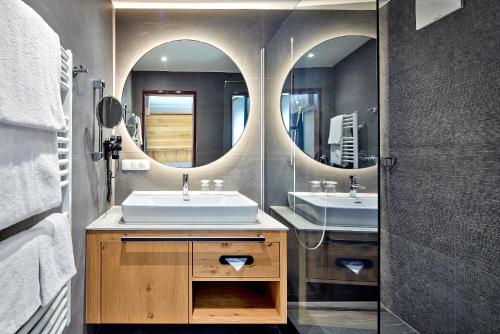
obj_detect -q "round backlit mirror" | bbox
[96,96,123,129]
[281,36,378,169]
[121,39,249,168]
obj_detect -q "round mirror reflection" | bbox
[96,96,123,129]
[121,40,249,168]
[281,36,378,169]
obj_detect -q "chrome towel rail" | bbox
[121,234,266,243]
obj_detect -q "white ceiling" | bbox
[112,0,377,10]
[132,40,241,72]
[294,35,372,68]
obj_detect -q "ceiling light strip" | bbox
[112,1,299,10]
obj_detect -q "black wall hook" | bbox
[73,65,88,78]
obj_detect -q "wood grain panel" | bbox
[193,242,279,278]
[277,230,287,321]
[85,232,101,323]
[191,282,281,324]
[145,114,192,150]
[147,149,192,163]
[101,241,189,324]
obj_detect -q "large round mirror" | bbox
[121,40,249,168]
[281,36,378,169]
[96,96,123,129]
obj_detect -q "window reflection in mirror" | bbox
[143,91,195,168]
[281,90,323,162]
[231,94,249,147]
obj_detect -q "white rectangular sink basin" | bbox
[122,191,258,224]
[288,192,378,228]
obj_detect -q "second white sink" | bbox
[122,191,258,224]
[288,192,378,227]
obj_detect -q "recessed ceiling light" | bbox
[161,56,168,62]
[307,53,315,58]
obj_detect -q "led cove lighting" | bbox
[112,1,298,10]
[112,1,376,10]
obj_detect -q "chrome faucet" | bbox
[182,174,189,200]
[349,175,365,197]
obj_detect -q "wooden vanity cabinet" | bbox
[100,241,189,323]
[86,230,287,325]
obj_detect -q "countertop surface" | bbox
[87,206,288,231]
[270,206,378,233]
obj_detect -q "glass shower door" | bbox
[264,1,379,333]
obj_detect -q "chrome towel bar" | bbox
[121,234,266,243]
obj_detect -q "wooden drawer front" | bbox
[193,242,280,278]
[101,241,189,324]
[307,243,378,284]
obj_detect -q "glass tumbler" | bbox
[324,181,338,194]
[310,181,321,193]
[200,179,210,192]
[214,179,224,191]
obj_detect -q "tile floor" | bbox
[380,306,418,334]
[87,305,418,334]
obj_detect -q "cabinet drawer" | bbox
[193,242,280,278]
[307,242,378,284]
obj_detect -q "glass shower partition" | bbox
[264,1,379,333]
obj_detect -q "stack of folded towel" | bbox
[0,229,40,334]
[0,0,65,229]
[0,213,76,334]
[0,1,74,332]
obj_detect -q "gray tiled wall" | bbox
[8,1,114,333]
[380,0,500,332]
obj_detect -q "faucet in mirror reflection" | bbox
[182,174,189,200]
[349,175,366,197]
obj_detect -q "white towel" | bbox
[32,213,76,305]
[328,115,344,144]
[328,115,344,166]
[0,230,41,334]
[0,124,62,230]
[134,115,143,145]
[0,0,65,131]
[330,145,342,166]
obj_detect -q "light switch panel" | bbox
[416,0,463,30]
[122,159,150,171]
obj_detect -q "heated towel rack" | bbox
[17,46,73,334]
[341,113,359,169]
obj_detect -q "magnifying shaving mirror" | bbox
[96,96,123,129]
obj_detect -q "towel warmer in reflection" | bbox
[17,46,73,334]
[341,113,359,169]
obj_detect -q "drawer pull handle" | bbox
[335,258,373,269]
[121,235,265,242]
[219,255,255,266]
